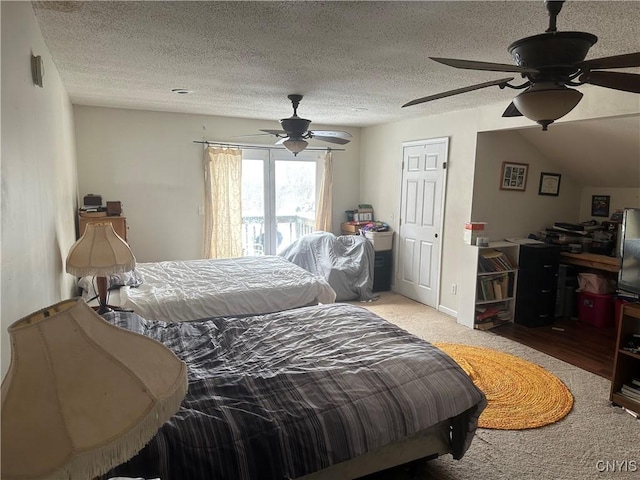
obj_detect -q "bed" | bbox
[104,303,487,480]
[82,256,337,322]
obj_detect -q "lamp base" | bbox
[96,276,110,314]
[97,303,112,315]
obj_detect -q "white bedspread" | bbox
[120,256,336,322]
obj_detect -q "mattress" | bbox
[104,303,486,480]
[119,256,337,321]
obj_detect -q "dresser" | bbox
[514,244,561,327]
[78,214,127,241]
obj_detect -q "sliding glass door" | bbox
[241,148,320,256]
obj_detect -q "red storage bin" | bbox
[578,292,614,328]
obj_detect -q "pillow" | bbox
[109,269,145,288]
[78,269,145,296]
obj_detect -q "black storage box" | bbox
[373,250,392,292]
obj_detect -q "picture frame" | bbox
[500,162,529,191]
[591,195,611,217]
[538,172,561,196]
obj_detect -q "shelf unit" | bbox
[458,241,519,330]
[610,302,640,415]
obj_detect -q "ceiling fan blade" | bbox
[577,52,640,70]
[311,135,351,145]
[274,137,287,145]
[430,57,539,74]
[259,129,288,136]
[502,102,523,118]
[309,130,352,140]
[231,133,273,138]
[580,71,640,94]
[402,77,515,108]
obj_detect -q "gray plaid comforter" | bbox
[105,303,486,480]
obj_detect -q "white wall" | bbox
[579,187,640,221]
[74,106,361,262]
[360,109,479,318]
[360,87,640,321]
[472,130,583,241]
[1,2,78,378]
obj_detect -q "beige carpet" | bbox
[350,292,640,480]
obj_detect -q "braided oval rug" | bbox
[435,343,574,430]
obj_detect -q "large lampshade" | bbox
[66,222,135,277]
[283,137,308,155]
[512,82,583,131]
[1,298,188,480]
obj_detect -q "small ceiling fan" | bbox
[403,0,640,130]
[255,94,352,155]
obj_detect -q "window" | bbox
[241,148,321,256]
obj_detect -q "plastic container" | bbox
[577,292,614,328]
[363,230,394,251]
[464,222,487,245]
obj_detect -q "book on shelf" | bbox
[478,249,516,272]
[620,384,640,402]
[475,317,509,330]
[477,274,511,301]
[475,303,511,328]
[623,381,640,393]
[475,306,500,321]
[493,278,503,300]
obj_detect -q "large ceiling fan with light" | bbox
[402,0,640,130]
[252,94,352,155]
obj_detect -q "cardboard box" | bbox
[341,222,367,235]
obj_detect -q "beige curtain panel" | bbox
[315,150,333,232]
[203,147,243,259]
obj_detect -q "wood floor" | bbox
[490,316,617,379]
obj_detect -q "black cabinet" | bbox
[514,244,561,327]
[373,250,392,292]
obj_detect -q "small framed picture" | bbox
[538,172,561,196]
[500,162,529,191]
[591,195,610,217]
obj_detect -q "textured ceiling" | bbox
[32,0,640,187]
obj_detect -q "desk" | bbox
[559,252,620,273]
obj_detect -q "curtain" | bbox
[203,147,243,259]
[315,150,333,232]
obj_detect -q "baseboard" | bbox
[438,305,457,318]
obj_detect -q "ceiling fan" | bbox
[255,94,352,155]
[403,0,640,130]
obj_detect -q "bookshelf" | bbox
[473,243,519,330]
[610,303,640,415]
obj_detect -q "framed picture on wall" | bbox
[500,162,529,191]
[538,172,561,196]
[591,195,611,217]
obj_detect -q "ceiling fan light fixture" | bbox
[512,83,583,130]
[283,138,308,155]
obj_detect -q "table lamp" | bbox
[1,298,188,480]
[66,222,136,313]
